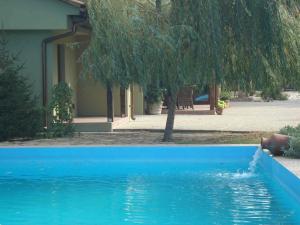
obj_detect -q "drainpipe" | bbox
[41,18,87,127]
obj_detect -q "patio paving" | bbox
[116,100,300,132]
[276,157,300,178]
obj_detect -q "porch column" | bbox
[130,84,136,120]
[120,87,126,117]
[107,84,114,122]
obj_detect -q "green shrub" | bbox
[220,91,233,101]
[280,124,300,158]
[145,84,164,104]
[48,82,74,137]
[261,86,288,101]
[279,124,300,137]
[217,100,226,109]
[285,137,300,158]
[0,37,42,141]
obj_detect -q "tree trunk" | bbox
[106,84,114,122]
[215,84,221,105]
[209,84,216,111]
[156,0,161,13]
[163,93,177,142]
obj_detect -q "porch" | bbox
[73,116,129,132]
[161,84,220,115]
[51,31,145,132]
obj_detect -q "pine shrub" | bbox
[261,86,288,101]
[280,124,300,158]
[0,37,42,141]
[285,137,300,158]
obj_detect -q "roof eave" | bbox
[59,0,85,8]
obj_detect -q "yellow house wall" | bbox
[76,79,123,117]
[77,79,106,116]
[52,45,59,86]
[133,84,144,115]
[126,87,132,119]
[113,85,121,116]
[64,46,78,116]
[74,42,104,117]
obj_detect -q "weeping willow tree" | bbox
[171,0,298,90]
[219,0,300,93]
[159,0,299,141]
[83,0,299,141]
[279,0,300,88]
[81,0,134,88]
[82,0,197,136]
[82,0,168,111]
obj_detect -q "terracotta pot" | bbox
[216,107,223,115]
[261,134,289,156]
[147,102,163,115]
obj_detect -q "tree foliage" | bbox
[84,0,300,141]
[170,0,299,91]
[82,0,147,87]
[0,37,42,141]
[279,0,300,88]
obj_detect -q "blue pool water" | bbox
[0,146,300,225]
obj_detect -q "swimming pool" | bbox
[0,146,300,225]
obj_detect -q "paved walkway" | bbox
[116,100,300,132]
[276,157,300,178]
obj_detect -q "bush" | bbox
[285,137,300,158]
[145,84,164,104]
[217,100,226,109]
[280,124,300,158]
[261,86,288,101]
[280,124,300,137]
[0,38,42,141]
[48,82,74,137]
[220,91,233,101]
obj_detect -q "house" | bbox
[0,0,144,132]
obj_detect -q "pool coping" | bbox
[0,144,260,148]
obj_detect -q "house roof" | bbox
[60,0,85,7]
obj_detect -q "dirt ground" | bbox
[0,131,272,146]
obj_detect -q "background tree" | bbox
[161,0,299,141]
[279,0,300,89]
[0,36,42,141]
[82,0,158,121]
